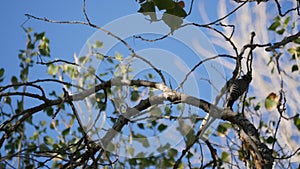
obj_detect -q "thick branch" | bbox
[0,78,273,168]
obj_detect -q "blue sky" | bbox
[0,1,138,78]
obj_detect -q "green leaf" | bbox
[34,32,45,40]
[217,123,229,137]
[276,28,285,35]
[137,123,145,129]
[148,73,153,79]
[288,47,296,55]
[221,151,230,162]
[47,64,59,76]
[265,136,276,144]
[154,0,175,10]
[44,107,53,116]
[95,92,106,101]
[268,21,280,31]
[292,65,298,72]
[127,147,135,156]
[168,148,178,157]
[95,40,103,48]
[150,107,162,116]
[294,38,300,44]
[44,136,54,145]
[164,106,172,115]
[0,68,4,83]
[62,128,70,137]
[135,134,150,147]
[128,159,137,165]
[115,52,123,61]
[283,16,290,28]
[107,57,114,64]
[79,56,88,64]
[131,90,140,101]
[138,1,157,21]
[294,116,300,130]
[265,93,279,111]
[38,37,50,56]
[11,76,19,90]
[135,152,146,158]
[30,131,40,140]
[254,102,261,111]
[0,68,4,77]
[4,96,11,105]
[39,144,50,151]
[138,1,155,13]
[162,12,184,32]
[11,76,18,84]
[40,120,47,127]
[158,124,167,132]
[96,53,104,60]
[27,27,34,33]
[165,3,187,18]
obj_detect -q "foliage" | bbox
[1,1,300,169]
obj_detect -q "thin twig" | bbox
[176,54,236,90]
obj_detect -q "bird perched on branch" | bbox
[226,72,252,110]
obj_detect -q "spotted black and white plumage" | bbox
[226,72,252,110]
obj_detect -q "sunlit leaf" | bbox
[40,121,46,127]
[38,36,50,56]
[127,147,135,156]
[283,16,290,28]
[115,52,123,61]
[221,152,230,162]
[47,64,59,76]
[294,116,300,130]
[135,134,150,147]
[79,56,88,64]
[95,40,103,48]
[265,92,279,111]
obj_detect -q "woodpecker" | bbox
[226,72,252,110]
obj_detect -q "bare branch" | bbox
[176,54,236,90]
[274,0,300,17]
[265,31,300,52]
